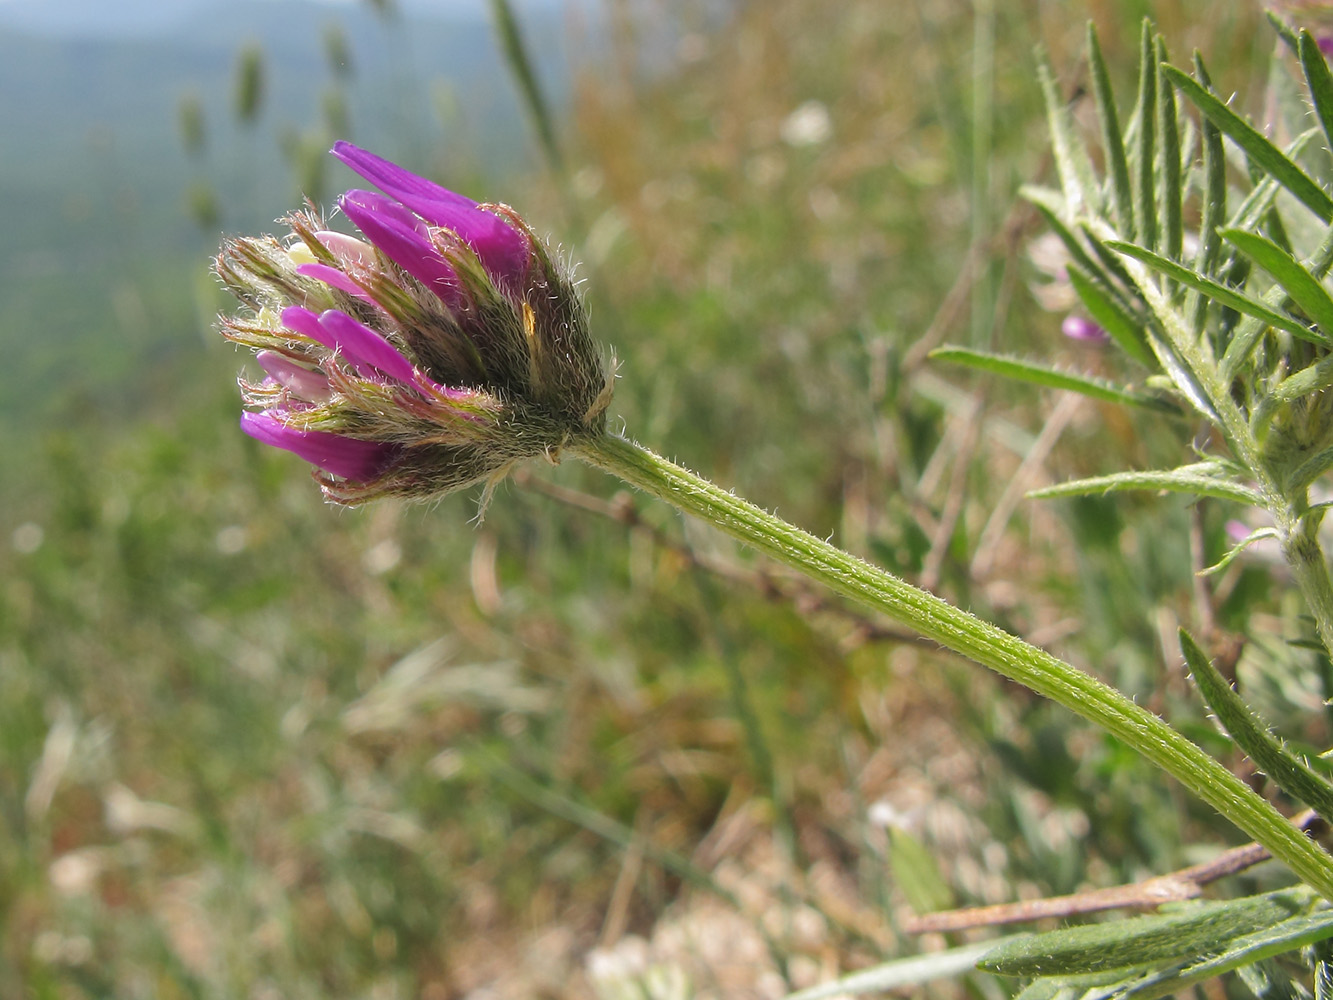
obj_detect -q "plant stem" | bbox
[1283,510,1333,659]
[571,431,1333,899]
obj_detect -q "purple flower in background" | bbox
[1061,315,1109,343]
[217,143,612,505]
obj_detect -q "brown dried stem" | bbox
[903,810,1325,934]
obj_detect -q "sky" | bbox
[0,0,581,38]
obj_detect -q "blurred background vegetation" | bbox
[0,0,1322,996]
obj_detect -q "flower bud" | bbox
[216,142,612,505]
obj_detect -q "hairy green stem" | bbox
[1285,512,1333,658]
[571,431,1333,899]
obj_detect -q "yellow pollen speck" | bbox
[522,301,536,342]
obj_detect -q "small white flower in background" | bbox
[214,524,247,555]
[781,100,832,147]
[12,522,43,554]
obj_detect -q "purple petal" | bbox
[240,411,395,481]
[256,350,333,402]
[280,305,328,344]
[340,190,461,304]
[280,306,418,383]
[333,141,473,213]
[341,187,432,238]
[332,142,530,285]
[1062,315,1109,342]
[296,262,375,301]
[316,309,417,383]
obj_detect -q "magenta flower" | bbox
[1061,315,1109,343]
[217,143,612,504]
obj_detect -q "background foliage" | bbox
[0,1,1315,997]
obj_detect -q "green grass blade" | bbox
[928,346,1172,410]
[1181,628,1333,825]
[889,826,954,914]
[1108,240,1325,344]
[1164,64,1333,223]
[1088,21,1133,234]
[1156,37,1183,263]
[977,890,1313,977]
[1028,467,1262,505]
[489,0,565,179]
[1067,266,1155,367]
[1134,20,1157,248]
[1036,49,1100,216]
[484,752,740,903]
[1220,228,1333,336]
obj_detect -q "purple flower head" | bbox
[217,143,612,505]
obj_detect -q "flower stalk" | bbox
[569,431,1333,900]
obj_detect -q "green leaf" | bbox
[1135,20,1157,248]
[1037,50,1100,217]
[1231,227,1333,377]
[976,890,1313,977]
[1022,193,1133,311]
[1163,64,1333,223]
[928,347,1172,410]
[1067,266,1156,367]
[1027,466,1262,505]
[781,941,999,1000]
[1222,281,1320,383]
[1220,228,1333,336]
[1290,445,1333,493]
[1301,29,1333,163]
[1181,628,1333,825]
[1081,221,1140,292]
[1190,51,1226,333]
[1156,37,1183,264]
[1146,329,1220,421]
[1271,354,1333,404]
[1267,11,1301,54]
[1114,908,1333,1000]
[1012,982,1072,1000]
[1108,241,1325,344]
[1088,21,1133,235]
[1198,526,1278,576]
